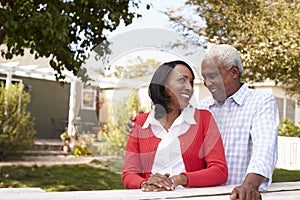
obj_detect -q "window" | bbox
[275,97,284,120]
[81,88,96,110]
[286,99,296,123]
[275,97,296,123]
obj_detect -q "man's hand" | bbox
[126,116,136,133]
[127,110,144,133]
[230,183,261,200]
[230,173,264,200]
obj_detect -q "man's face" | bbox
[201,60,233,103]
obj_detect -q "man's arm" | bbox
[230,93,279,200]
[245,94,279,187]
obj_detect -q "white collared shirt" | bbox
[142,106,196,177]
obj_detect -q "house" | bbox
[0,47,99,139]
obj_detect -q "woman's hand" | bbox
[169,174,188,187]
[141,173,175,192]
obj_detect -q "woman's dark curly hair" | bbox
[148,60,194,119]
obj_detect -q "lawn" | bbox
[0,159,300,192]
[0,159,124,191]
[272,168,300,183]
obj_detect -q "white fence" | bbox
[2,182,300,200]
[277,136,300,170]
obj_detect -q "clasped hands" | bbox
[141,173,176,192]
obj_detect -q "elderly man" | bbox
[198,44,279,200]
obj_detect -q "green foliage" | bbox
[112,57,161,78]
[0,83,36,160]
[98,90,141,156]
[0,0,142,81]
[60,132,70,140]
[74,133,95,157]
[167,0,300,101]
[127,89,141,117]
[74,145,91,157]
[278,118,300,137]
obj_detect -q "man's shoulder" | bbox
[246,88,275,102]
[198,96,214,109]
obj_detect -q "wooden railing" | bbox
[1,182,300,200]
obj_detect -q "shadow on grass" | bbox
[0,163,124,191]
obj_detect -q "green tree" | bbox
[167,0,300,101]
[98,89,141,156]
[112,57,161,79]
[0,0,143,81]
[0,83,36,160]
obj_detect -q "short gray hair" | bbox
[202,44,243,77]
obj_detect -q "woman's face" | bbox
[165,64,194,110]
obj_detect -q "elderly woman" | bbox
[122,60,227,192]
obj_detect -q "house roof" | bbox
[0,45,74,82]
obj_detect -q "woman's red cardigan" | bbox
[122,109,228,189]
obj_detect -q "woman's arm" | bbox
[181,110,228,187]
[122,131,147,189]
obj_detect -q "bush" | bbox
[278,118,300,137]
[97,90,142,156]
[74,132,94,157]
[97,98,130,157]
[0,83,36,159]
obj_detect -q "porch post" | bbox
[5,69,12,89]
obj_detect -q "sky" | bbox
[109,0,186,37]
[84,0,205,85]
[95,0,205,69]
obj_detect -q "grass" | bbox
[0,159,125,191]
[272,168,300,183]
[0,159,300,192]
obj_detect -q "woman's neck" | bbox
[159,109,181,131]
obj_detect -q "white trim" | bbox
[0,76,23,85]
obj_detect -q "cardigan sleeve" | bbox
[122,113,161,189]
[182,110,228,187]
[122,129,147,189]
[122,113,149,189]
